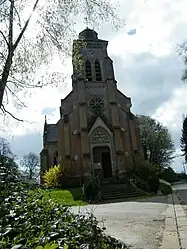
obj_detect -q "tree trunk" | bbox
[0,52,13,107]
[0,0,14,108]
[29,169,32,179]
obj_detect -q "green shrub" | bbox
[147,176,159,193]
[160,182,172,195]
[127,161,161,193]
[0,183,126,248]
[0,159,126,249]
[43,165,63,188]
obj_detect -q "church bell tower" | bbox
[72,28,115,83]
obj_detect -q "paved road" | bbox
[72,196,168,249]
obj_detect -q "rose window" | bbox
[89,97,104,115]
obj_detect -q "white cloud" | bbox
[152,87,187,130]
[109,0,187,57]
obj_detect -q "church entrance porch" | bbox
[92,146,112,179]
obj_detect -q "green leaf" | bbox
[11,245,22,249]
[43,243,51,249]
[35,247,43,249]
[50,244,59,249]
[63,245,68,249]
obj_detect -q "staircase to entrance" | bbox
[99,181,147,201]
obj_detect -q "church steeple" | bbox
[72,28,115,83]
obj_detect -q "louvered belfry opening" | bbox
[85,60,92,81]
[95,60,102,81]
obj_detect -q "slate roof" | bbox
[44,124,57,143]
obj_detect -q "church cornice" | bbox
[117,89,131,100]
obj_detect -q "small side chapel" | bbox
[40,28,144,185]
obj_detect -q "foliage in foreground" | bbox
[0,160,126,249]
[1,187,126,248]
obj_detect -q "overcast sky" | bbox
[1,0,187,172]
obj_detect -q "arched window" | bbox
[85,60,92,81]
[95,60,102,81]
[53,151,58,166]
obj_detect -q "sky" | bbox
[1,0,187,172]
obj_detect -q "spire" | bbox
[44,115,47,136]
[43,115,48,145]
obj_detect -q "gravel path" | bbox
[72,196,168,249]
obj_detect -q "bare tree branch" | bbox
[0,52,7,61]
[4,87,9,105]
[13,5,22,30]
[8,77,44,88]
[8,0,14,49]
[6,84,27,107]
[13,0,40,51]
[1,104,23,122]
[0,31,9,47]
[0,0,6,6]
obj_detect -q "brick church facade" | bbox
[40,28,144,185]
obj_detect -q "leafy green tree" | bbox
[179,41,187,82]
[138,115,175,167]
[0,137,18,183]
[0,137,20,202]
[181,115,187,163]
[21,152,39,180]
[0,0,122,119]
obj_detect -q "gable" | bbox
[88,116,113,137]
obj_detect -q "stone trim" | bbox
[89,122,117,177]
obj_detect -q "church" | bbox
[40,28,144,185]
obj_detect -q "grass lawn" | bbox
[41,188,87,206]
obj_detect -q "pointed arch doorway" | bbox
[90,126,115,180]
[92,146,112,178]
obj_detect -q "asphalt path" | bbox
[71,196,168,249]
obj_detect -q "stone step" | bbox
[99,184,129,190]
[101,192,143,200]
[99,183,146,200]
[100,187,136,192]
[102,191,142,197]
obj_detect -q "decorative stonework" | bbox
[89,97,104,115]
[91,127,110,144]
[125,152,129,157]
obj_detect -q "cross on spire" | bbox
[83,17,89,29]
